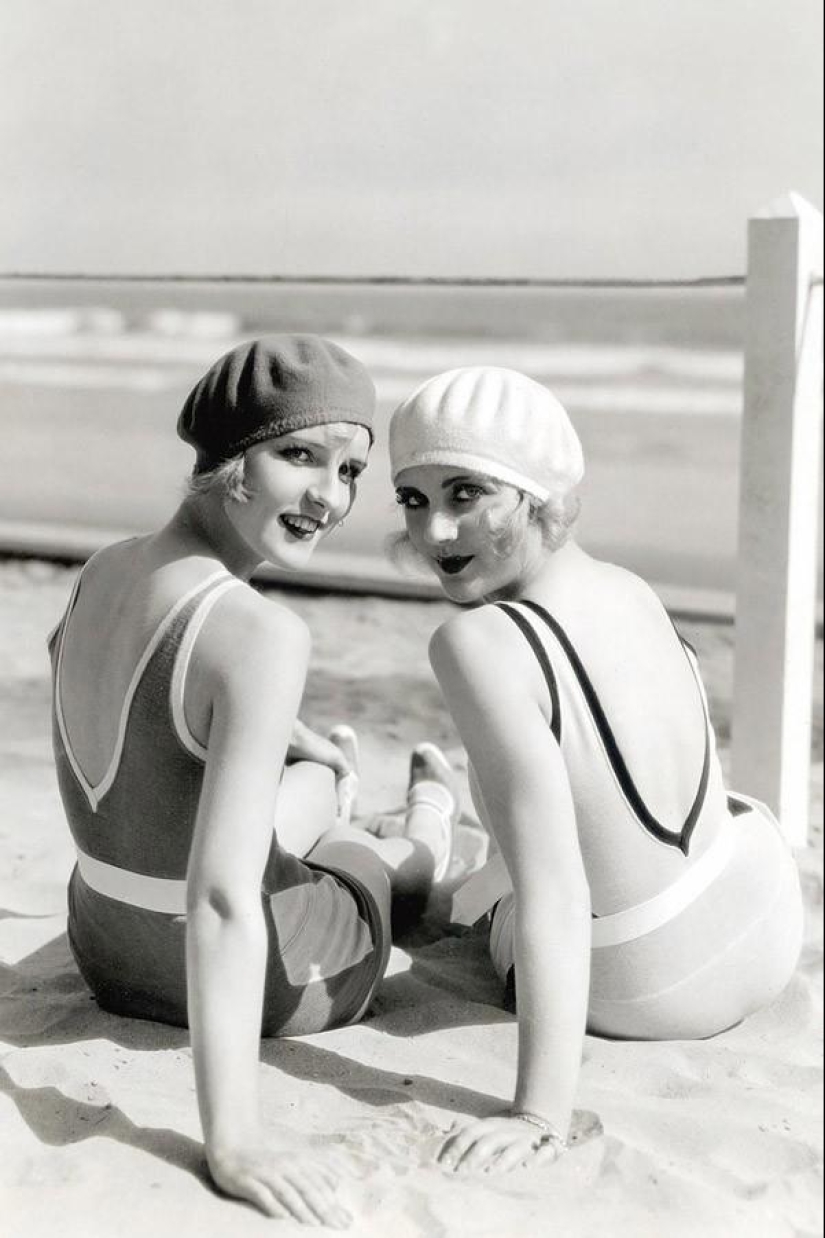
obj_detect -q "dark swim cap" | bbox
[177,334,376,474]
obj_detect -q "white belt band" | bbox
[76,849,188,916]
[453,824,736,948]
[591,826,734,948]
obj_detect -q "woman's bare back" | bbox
[56,538,225,786]
[522,549,712,826]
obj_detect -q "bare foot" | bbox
[328,724,359,774]
[366,811,407,838]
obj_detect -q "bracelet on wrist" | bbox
[509,1110,568,1152]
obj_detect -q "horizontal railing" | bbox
[1,272,747,287]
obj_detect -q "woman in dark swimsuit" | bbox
[49,335,457,1225]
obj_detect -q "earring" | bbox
[337,519,345,528]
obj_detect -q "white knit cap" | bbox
[389,366,584,503]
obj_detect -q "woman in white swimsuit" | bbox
[49,335,457,1226]
[389,365,803,1175]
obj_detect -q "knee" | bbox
[283,760,337,807]
[312,829,387,884]
[310,834,392,921]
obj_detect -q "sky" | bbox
[1,0,822,279]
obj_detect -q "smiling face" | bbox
[395,465,543,602]
[226,422,370,570]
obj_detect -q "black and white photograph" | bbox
[1,3,822,1235]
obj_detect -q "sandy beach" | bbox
[1,557,822,1238]
[3,0,821,1230]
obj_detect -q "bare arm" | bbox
[430,609,591,1171]
[185,598,349,1226]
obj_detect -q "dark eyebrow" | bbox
[441,474,482,489]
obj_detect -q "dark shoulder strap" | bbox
[520,599,710,855]
[496,602,562,743]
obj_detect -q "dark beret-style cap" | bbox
[177,334,376,473]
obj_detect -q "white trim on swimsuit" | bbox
[75,847,188,915]
[56,566,244,912]
[455,821,736,947]
[452,599,740,949]
[55,568,231,812]
[170,577,243,759]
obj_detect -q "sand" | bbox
[0,558,822,1238]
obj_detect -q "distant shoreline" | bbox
[0,282,746,349]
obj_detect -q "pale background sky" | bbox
[1,0,822,279]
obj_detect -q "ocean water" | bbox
[0,280,746,348]
[0,283,819,597]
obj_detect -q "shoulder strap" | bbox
[520,600,710,855]
[170,575,245,758]
[496,602,561,743]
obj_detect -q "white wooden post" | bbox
[732,192,823,846]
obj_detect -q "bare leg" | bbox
[273,761,338,858]
[306,831,394,935]
[273,726,361,857]
[402,743,460,881]
[310,744,459,903]
[311,824,440,902]
[275,742,457,946]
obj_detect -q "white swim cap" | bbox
[389,366,584,503]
